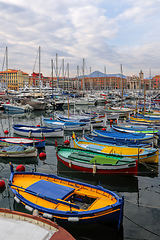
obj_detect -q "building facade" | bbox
[0,69,29,90]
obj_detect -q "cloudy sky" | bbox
[0,0,160,78]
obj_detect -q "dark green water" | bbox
[0,107,160,240]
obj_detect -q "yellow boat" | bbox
[72,132,159,164]
[8,163,124,229]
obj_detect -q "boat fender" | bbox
[33,209,39,216]
[29,131,32,137]
[16,165,25,172]
[102,128,106,131]
[41,131,43,138]
[0,179,5,189]
[4,130,9,135]
[68,217,79,222]
[64,140,70,146]
[43,213,53,219]
[37,124,40,127]
[14,196,20,203]
[69,160,72,168]
[39,152,46,160]
[25,205,33,212]
[93,164,96,174]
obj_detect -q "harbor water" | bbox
[0,106,160,240]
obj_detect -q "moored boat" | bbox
[0,136,45,148]
[83,134,152,148]
[9,162,124,229]
[42,117,90,131]
[0,144,37,158]
[13,124,64,138]
[111,124,159,135]
[0,208,75,240]
[92,129,155,144]
[55,141,138,175]
[2,102,33,112]
[72,132,158,164]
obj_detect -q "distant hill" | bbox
[79,70,127,79]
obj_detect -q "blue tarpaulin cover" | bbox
[26,180,75,200]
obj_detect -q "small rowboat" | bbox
[0,208,75,240]
[42,117,90,131]
[0,145,37,158]
[9,162,124,229]
[72,132,158,164]
[92,129,154,144]
[0,137,45,148]
[111,125,159,135]
[83,134,152,148]
[12,124,64,138]
[55,141,138,175]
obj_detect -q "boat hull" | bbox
[57,153,138,175]
[0,137,45,148]
[0,208,75,240]
[72,134,158,164]
[13,124,64,138]
[0,146,37,158]
[92,130,154,144]
[8,163,124,228]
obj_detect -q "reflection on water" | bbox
[57,161,139,193]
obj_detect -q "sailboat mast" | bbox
[82,59,85,91]
[39,46,41,91]
[62,59,64,90]
[121,64,123,107]
[56,53,58,89]
[6,47,8,92]
[104,66,106,90]
[149,68,151,91]
[51,59,53,96]
[144,81,146,115]
[77,66,79,94]
[90,67,92,92]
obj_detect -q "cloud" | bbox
[0,0,160,78]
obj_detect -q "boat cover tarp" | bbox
[1,145,26,152]
[26,180,75,200]
[90,155,118,165]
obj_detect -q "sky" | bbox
[0,0,160,78]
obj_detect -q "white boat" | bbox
[43,118,90,131]
[2,102,33,112]
[13,124,64,137]
[22,98,46,110]
[0,208,75,240]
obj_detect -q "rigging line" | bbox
[125,198,160,210]
[124,214,160,238]
[140,161,158,171]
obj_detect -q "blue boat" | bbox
[92,129,154,144]
[8,163,124,229]
[84,134,152,148]
[13,124,64,138]
[111,125,159,135]
[42,117,90,131]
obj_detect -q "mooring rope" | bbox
[124,214,160,238]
